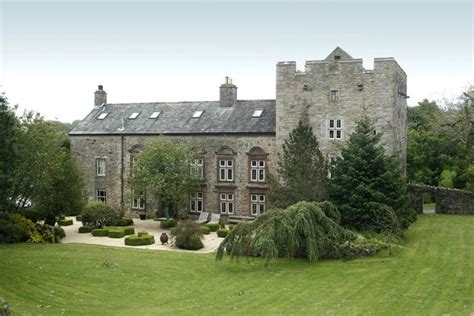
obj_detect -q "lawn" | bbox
[0,215,472,315]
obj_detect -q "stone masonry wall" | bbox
[70,134,276,218]
[275,56,407,168]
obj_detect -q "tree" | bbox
[216,201,353,266]
[329,115,415,231]
[269,120,328,208]
[129,138,201,218]
[9,113,86,216]
[0,94,19,212]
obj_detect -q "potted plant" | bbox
[139,211,147,220]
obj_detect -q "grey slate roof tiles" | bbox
[69,100,276,135]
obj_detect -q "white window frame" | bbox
[218,159,234,182]
[330,90,340,102]
[190,192,204,213]
[191,158,204,179]
[132,191,145,209]
[250,160,266,182]
[96,158,106,176]
[250,194,266,216]
[96,189,107,203]
[219,193,234,214]
[328,119,343,140]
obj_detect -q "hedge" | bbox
[108,229,126,238]
[125,235,155,246]
[59,219,73,226]
[160,219,177,229]
[91,229,108,237]
[137,231,149,237]
[116,218,134,226]
[217,229,229,238]
[76,215,82,222]
[104,226,135,235]
[205,223,219,232]
[201,226,211,235]
[78,226,92,233]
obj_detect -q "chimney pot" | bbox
[94,85,107,108]
[98,85,103,91]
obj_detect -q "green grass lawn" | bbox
[1,215,472,315]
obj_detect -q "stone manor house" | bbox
[70,47,408,219]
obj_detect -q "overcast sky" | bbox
[1,0,472,123]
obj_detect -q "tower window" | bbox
[330,90,340,102]
[328,119,343,140]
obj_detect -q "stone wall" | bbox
[407,184,474,215]
[275,53,407,169]
[70,134,276,218]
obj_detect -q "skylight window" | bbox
[192,110,204,118]
[97,112,109,120]
[150,111,161,119]
[129,112,140,119]
[252,109,264,117]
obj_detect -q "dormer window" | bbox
[129,112,140,119]
[150,111,161,119]
[192,110,204,118]
[252,109,264,117]
[97,112,109,120]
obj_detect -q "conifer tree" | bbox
[269,120,328,208]
[329,115,415,231]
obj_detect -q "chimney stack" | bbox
[94,85,107,109]
[219,77,237,107]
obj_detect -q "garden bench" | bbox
[195,212,210,224]
[228,215,255,224]
[208,213,220,225]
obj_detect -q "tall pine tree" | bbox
[269,120,328,208]
[329,115,415,231]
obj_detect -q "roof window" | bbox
[97,112,109,120]
[150,111,161,119]
[192,110,204,118]
[252,109,264,117]
[129,112,140,119]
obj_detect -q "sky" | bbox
[1,0,473,123]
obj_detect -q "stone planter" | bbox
[160,232,169,245]
[139,213,146,220]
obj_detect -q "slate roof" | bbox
[69,100,276,135]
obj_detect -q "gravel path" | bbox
[61,217,223,253]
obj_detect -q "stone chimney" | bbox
[94,85,107,109]
[219,77,237,107]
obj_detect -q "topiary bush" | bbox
[76,215,82,222]
[201,226,211,235]
[59,219,73,226]
[137,231,149,237]
[171,220,204,250]
[53,227,66,242]
[160,219,177,229]
[116,218,133,226]
[205,223,219,232]
[217,229,229,238]
[108,229,126,238]
[78,226,92,233]
[125,235,155,246]
[82,202,119,229]
[123,227,135,235]
[92,228,108,237]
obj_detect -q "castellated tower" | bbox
[275,47,408,169]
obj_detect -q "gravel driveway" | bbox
[61,217,224,253]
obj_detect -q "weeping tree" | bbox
[216,201,354,266]
[269,120,328,208]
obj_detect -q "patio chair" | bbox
[195,211,209,224]
[208,213,220,225]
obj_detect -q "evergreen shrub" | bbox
[160,219,176,229]
[91,229,108,237]
[201,226,211,235]
[217,229,229,238]
[108,229,125,238]
[125,235,155,246]
[59,219,73,226]
[171,220,204,250]
[116,218,133,226]
[78,226,92,233]
[205,223,219,232]
[82,202,119,229]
